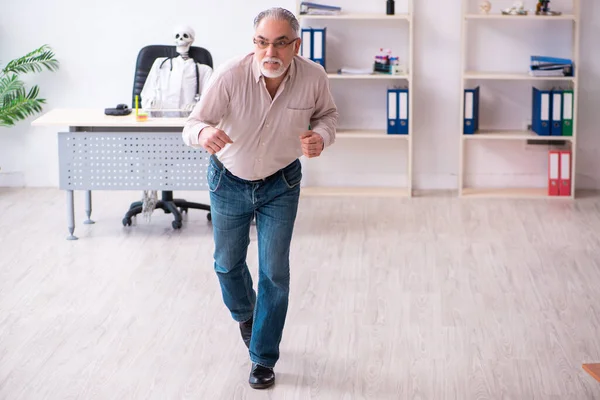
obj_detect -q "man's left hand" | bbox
[299,131,324,158]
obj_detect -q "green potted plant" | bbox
[0,44,59,127]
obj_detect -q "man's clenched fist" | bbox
[299,131,324,158]
[198,126,233,154]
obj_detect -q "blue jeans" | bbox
[207,155,301,368]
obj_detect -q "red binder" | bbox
[559,150,572,196]
[548,150,560,196]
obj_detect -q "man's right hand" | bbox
[198,127,233,154]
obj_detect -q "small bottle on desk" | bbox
[134,95,148,122]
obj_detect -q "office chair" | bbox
[122,44,212,229]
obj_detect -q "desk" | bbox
[31,108,210,240]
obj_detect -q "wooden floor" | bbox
[2,187,600,399]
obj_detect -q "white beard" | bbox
[260,57,287,78]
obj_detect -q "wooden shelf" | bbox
[299,13,411,21]
[300,186,410,197]
[462,130,574,141]
[461,187,573,199]
[464,71,576,81]
[337,129,408,139]
[465,13,576,21]
[327,73,409,80]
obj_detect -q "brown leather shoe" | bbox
[239,316,253,349]
[249,363,275,389]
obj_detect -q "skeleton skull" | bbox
[173,25,195,56]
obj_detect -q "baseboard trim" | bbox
[0,172,25,187]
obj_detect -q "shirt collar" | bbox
[252,55,262,82]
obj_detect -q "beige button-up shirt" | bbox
[182,53,339,181]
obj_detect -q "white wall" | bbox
[0,0,598,190]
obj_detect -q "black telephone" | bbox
[104,103,132,116]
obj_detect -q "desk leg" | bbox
[84,190,95,224]
[66,190,78,240]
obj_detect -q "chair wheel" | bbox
[172,220,182,229]
[207,213,212,221]
[122,217,132,226]
[180,207,188,214]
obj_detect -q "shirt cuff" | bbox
[183,121,210,147]
[311,127,333,148]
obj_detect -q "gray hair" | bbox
[253,7,300,37]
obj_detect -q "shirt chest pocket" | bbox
[286,106,314,133]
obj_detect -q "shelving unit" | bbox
[464,13,576,20]
[297,12,411,20]
[458,0,580,199]
[336,129,409,140]
[462,129,576,142]
[296,0,414,197]
[327,73,409,80]
[463,71,576,81]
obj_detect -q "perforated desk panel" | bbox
[58,132,210,191]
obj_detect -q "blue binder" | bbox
[311,28,326,68]
[532,87,551,136]
[530,55,574,77]
[550,88,563,136]
[463,86,480,134]
[387,88,408,135]
[300,28,312,60]
[300,28,326,69]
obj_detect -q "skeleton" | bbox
[140,25,210,111]
[174,26,194,61]
[139,25,213,221]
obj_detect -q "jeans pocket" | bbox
[281,160,302,189]
[207,162,223,192]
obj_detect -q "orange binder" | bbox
[548,150,560,196]
[559,150,572,196]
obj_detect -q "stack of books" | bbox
[529,56,574,77]
[373,48,401,74]
[299,2,341,15]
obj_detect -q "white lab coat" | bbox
[140,56,213,109]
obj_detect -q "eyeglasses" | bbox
[253,37,299,50]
